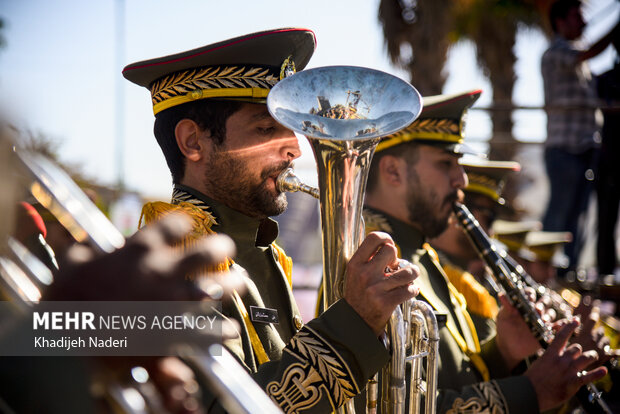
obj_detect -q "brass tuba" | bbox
[268,66,439,414]
[278,167,440,414]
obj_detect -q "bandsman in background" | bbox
[430,157,521,341]
[492,219,542,257]
[492,210,620,411]
[362,89,607,413]
[521,230,573,286]
[124,28,420,413]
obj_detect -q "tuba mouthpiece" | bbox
[276,168,319,199]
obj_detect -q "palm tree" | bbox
[378,0,546,212]
[457,1,542,160]
[379,0,456,96]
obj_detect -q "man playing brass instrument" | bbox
[362,89,607,413]
[124,28,420,413]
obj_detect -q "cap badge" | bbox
[280,55,296,80]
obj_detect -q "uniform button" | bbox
[293,315,303,331]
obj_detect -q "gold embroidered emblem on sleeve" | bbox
[446,380,508,414]
[267,326,358,412]
[267,363,322,413]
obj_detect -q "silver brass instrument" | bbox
[268,66,425,414]
[405,300,439,414]
[268,66,420,308]
[277,167,440,414]
[269,65,440,413]
[453,202,612,414]
[14,150,126,254]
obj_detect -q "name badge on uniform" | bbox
[250,306,279,324]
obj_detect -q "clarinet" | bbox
[500,250,574,320]
[453,202,612,414]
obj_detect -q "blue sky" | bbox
[1,0,618,199]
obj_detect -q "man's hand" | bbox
[524,320,608,412]
[145,357,205,414]
[41,214,245,413]
[343,231,420,336]
[495,293,545,370]
[45,213,242,301]
[572,297,613,368]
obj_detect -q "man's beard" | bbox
[405,167,458,238]
[204,152,290,218]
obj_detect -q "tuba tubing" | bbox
[453,202,612,414]
[267,65,423,414]
[277,168,440,414]
[408,300,439,414]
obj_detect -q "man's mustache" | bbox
[445,191,459,206]
[261,161,293,181]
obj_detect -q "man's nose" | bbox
[280,133,301,161]
[452,164,468,189]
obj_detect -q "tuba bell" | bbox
[268,66,439,414]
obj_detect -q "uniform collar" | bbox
[173,184,279,248]
[363,206,425,255]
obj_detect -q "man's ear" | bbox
[379,155,406,187]
[175,119,206,162]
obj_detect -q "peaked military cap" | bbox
[123,28,316,115]
[460,158,521,205]
[524,230,572,265]
[376,89,482,153]
[491,219,541,253]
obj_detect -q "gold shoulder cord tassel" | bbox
[271,242,293,288]
[442,264,498,320]
[139,201,230,275]
[424,244,490,381]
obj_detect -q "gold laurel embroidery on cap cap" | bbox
[467,173,500,192]
[150,66,278,105]
[277,326,358,410]
[408,118,459,135]
[446,381,508,414]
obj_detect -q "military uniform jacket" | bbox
[174,187,389,413]
[431,249,497,344]
[363,208,539,413]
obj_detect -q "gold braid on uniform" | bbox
[441,261,498,320]
[268,326,358,413]
[446,380,508,414]
[139,190,231,276]
[424,244,490,381]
